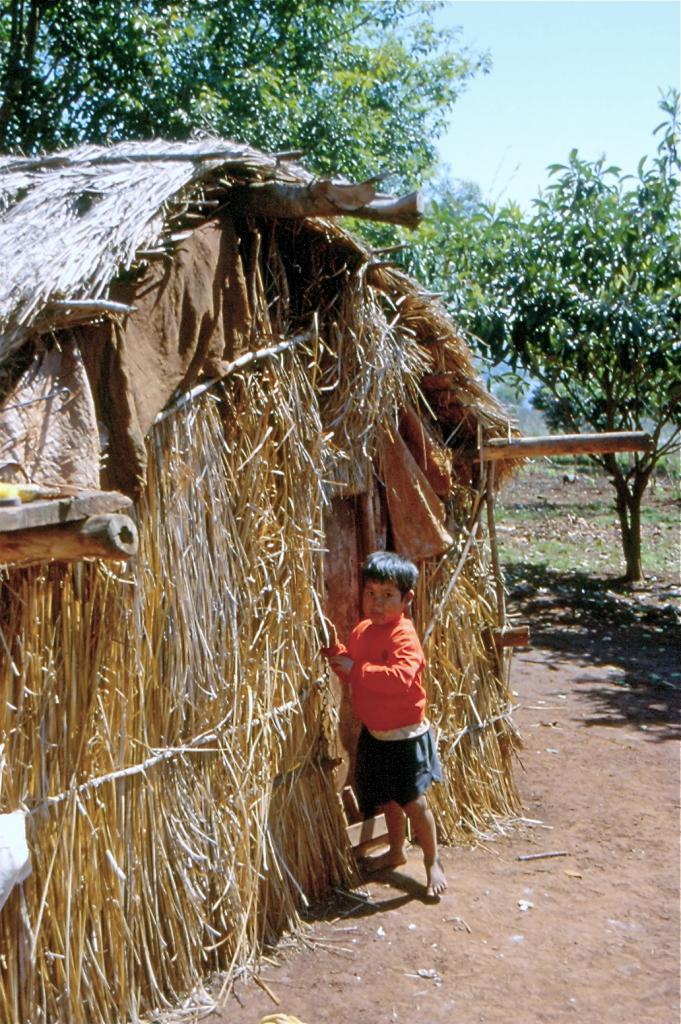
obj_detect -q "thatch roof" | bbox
[0,140,290,358]
[0,138,514,453]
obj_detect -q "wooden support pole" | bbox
[358,479,378,557]
[0,514,138,567]
[33,300,137,334]
[342,785,363,824]
[46,299,136,316]
[479,431,652,462]
[485,461,507,629]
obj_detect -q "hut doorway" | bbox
[322,482,389,813]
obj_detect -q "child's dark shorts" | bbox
[355,725,442,818]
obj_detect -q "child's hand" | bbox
[329,654,353,675]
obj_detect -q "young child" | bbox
[323,550,446,898]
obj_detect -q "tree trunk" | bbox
[0,0,46,149]
[609,468,649,583]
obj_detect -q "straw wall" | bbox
[0,353,355,1023]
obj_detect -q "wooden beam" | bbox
[231,180,424,229]
[33,299,138,333]
[0,514,138,567]
[0,145,264,173]
[346,813,389,853]
[0,491,132,533]
[494,624,531,648]
[479,431,652,462]
[46,299,136,316]
[342,785,362,824]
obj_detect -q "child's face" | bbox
[362,579,413,626]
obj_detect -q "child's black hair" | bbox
[361,551,418,596]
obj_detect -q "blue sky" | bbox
[434,0,680,208]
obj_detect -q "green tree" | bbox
[410,94,681,582]
[0,1,487,185]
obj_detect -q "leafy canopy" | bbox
[0,0,488,185]
[411,93,681,445]
[406,92,680,580]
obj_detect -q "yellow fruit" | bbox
[259,1015,309,1024]
[0,483,51,503]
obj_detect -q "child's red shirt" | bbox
[326,613,426,731]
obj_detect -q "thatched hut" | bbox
[0,140,522,1023]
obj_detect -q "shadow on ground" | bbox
[301,884,415,927]
[506,562,681,741]
[300,859,446,926]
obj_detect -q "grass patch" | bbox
[495,467,679,583]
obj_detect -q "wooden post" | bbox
[358,478,378,557]
[485,461,507,630]
[0,514,138,567]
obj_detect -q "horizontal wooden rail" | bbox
[0,514,138,567]
[479,431,652,462]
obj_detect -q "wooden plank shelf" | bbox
[0,491,132,533]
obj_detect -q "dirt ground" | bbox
[200,567,680,1024]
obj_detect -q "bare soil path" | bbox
[203,579,680,1024]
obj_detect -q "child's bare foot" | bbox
[362,847,408,873]
[425,858,447,898]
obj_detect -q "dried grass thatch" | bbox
[0,140,287,360]
[0,357,355,1022]
[0,139,523,1023]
